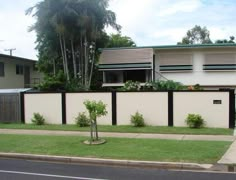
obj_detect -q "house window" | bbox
[0,62,4,76]
[104,71,123,83]
[33,63,38,71]
[16,64,24,75]
[203,53,236,71]
[124,70,147,82]
[104,70,151,83]
[159,53,193,72]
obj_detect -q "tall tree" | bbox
[178,25,212,45]
[26,0,121,90]
[106,33,136,47]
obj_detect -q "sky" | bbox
[0,0,236,60]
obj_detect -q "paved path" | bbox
[218,140,236,165]
[0,129,235,141]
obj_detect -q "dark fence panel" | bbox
[0,93,21,123]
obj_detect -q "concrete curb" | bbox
[0,152,212,171]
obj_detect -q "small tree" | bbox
[84,100,107,142]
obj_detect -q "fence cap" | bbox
[0,88,31,94]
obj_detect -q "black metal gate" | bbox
[0,93,21,123]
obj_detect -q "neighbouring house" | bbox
[0,54,43,89]
[98,43,236,89]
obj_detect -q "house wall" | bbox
[173,92,229,128]
[0,58,24,88]
[24,93,62,124]
[66,93,112,125]
[155,48,236,87]
[116,92,168,125]
[0,56,43,89]
[31,68,44,85]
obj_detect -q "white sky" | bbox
[0,0,236,60]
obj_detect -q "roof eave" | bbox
[0,53,37,62]
[99,43,236,52]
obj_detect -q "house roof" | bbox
[0,88,32,94]
[0,53,37,63]
[99,43,236,51]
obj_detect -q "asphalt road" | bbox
[0,158,235,180]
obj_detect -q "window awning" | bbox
[203,64,236,70]
[100,48,153,64]
[98,62,152,71]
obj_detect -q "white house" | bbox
[0,54,43,89]
[98,43,236,89]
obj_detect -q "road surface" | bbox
[0,158,235,180]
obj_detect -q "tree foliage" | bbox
[26,0,121,90]
[215,36,235,44]
[106,33,136,47]
[178,25,212,45]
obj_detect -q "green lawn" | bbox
[0,123,233,135]
[0,134,231,164]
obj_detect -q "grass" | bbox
[0,134,231,164]
[0,123,233,135]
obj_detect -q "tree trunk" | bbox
[53,58,56,76]
[71,39,77,78]
[94,118,98,140]
[62,35,70,81]
[59,35,66,75]
[84,35,88,88]
[80,33,84,85]
[90,121,93,143]
[88,42,96,88]
[88,27,98,88]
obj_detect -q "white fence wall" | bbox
[117,92,168,126]
[173,92,229,128]
[23,91,233,128]
[66,93,112,125]
[24,93,62,124]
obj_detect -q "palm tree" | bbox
[27,0,121,89]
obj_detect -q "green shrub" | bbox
[122,81,141,91]
[37,70,66,91]
[193,84,204,90]
[131,112,145,127]
[185,114,205,128]
[31,113,45,125]
[143,82,153,90]
[152,80,185,90]
[75,112,90,127]
[37,70,86,92]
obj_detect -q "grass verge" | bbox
[0,123,233,135]
[0,134,231,164]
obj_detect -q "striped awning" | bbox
[160,65,192,71]
[203,64,236,70]
[99,62,152,70]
